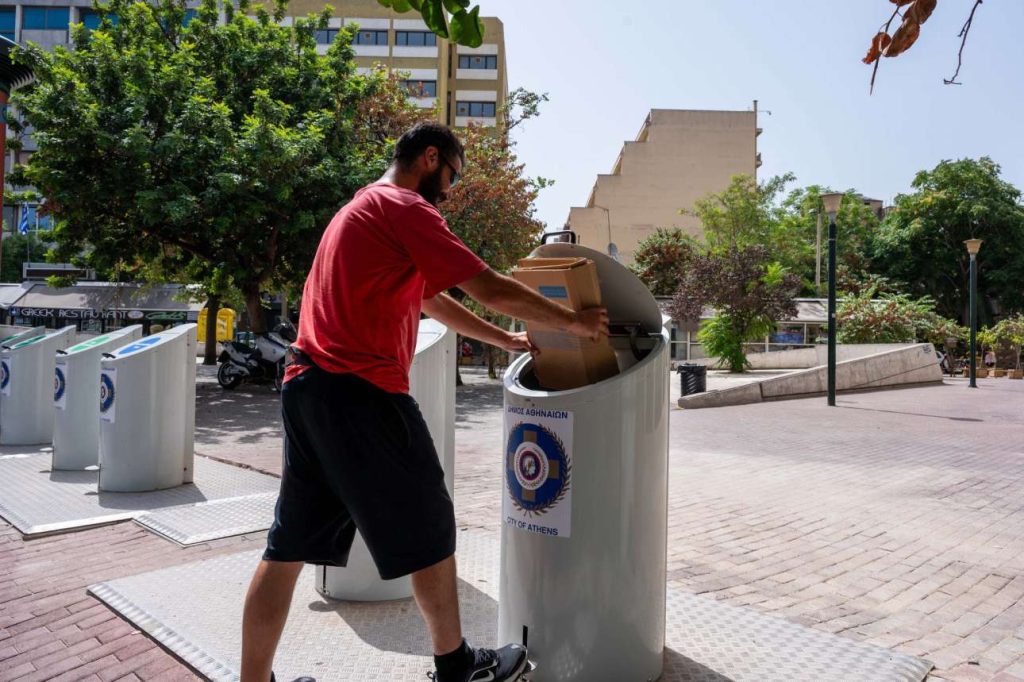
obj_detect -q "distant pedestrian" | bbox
[984,349,996,368]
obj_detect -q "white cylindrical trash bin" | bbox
[52,325,144,470]
[316,318,456,601]
[498,243,669,682]
[98,324,197,492]
[0,326,77,445]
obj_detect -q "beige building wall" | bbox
[274,0,506,128]
[567,108,760,265]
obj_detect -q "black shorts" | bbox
[264,365,455,580]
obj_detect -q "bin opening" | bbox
[516,330,660,391]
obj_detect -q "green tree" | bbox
[631,228,698,296]
[441,88,551,378]
[11,0,411,334]
[669,246,801,372]
[836,290,965,345]
[778,185,883,294]
[871,157,1024,325]
[0,232,48,282]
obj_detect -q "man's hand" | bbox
[568,307,610,341]
[499,331,538,354]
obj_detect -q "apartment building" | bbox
[567,106,762,265]
[0,0,508,232]
[264,0,507,128]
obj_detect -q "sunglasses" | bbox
[443,158,461,188]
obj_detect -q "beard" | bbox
[416,166,446,207]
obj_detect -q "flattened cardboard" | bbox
[513,257,620,391]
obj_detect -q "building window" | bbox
[314,28,339,45]
[458,55,497,70]
[353,29,387,45]
[456,101,496,118]
[401,80,437,97]
[79,8,118,30]
[0,7,14,41]
[22,6,69,31]
[395,30,436,47]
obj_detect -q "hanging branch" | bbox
[867,5,904,95]
[944,0,984,85]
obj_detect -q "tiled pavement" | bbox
[1,369,1023,681]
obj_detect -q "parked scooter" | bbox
[217,322,296,391]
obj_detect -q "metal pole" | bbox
[968,253,977,388]
[815,210,822,294]
[827,216,837,406]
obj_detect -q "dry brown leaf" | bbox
[906,0,938,24]
[889,0,915,5]
[884,18,921,57]
[862,32,892,64]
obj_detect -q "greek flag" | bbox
[18,206,29,235]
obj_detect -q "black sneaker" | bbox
[270,674,316,682]
[428,643,529,682]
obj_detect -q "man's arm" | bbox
[457,268,608,340]
[421,292,533,353]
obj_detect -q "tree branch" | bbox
[870,5,903,95]
[944,0,983,85]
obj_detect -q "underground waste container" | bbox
[52,325,144,470]
[0,325,77,445]
[499,242,669,682]
[316,318,456,601]
[98,324,197,492]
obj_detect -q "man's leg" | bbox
[411,554,462,655]
[241,559,305,682]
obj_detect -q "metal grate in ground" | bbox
[89,530,931,682]
[0,452,279,537]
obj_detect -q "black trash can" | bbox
[677,363,707,395]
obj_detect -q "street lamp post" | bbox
[821,193,844,407]
[964,238,983,388]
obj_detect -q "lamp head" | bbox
[964,238,983,256]
[820,192,844,221]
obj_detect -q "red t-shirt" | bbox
[287,183,487,394]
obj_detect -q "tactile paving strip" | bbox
[134,492,278,546]
[89,531,931,682]
[0,452,280,537]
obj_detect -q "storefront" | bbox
[4,282,202,334]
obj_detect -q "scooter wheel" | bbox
[217,362,244,389]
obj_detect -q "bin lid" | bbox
[530,242,663,334]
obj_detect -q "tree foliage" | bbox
[10,0,415,332]
[630,228,697,297]
[836,289,967,345]
[871,157,1024,325]
[442,88,551,378]
[376,0,484,47]
[670,246,801,372]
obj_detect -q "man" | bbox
[241,122,608,682]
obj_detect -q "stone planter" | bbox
[992,368,1006,378]
[976,368,989,378]
[1009,369,1024,380]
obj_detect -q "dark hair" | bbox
[393,121,465,169]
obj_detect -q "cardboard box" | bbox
[512,257,620,391]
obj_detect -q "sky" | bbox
[478,0,1024,231]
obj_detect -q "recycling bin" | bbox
[0,326,77,445]
[317,318,456,601]
[499,243,669,682]
[98,324,197,492]
[0,326,44,345]
[52,325,144,470]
